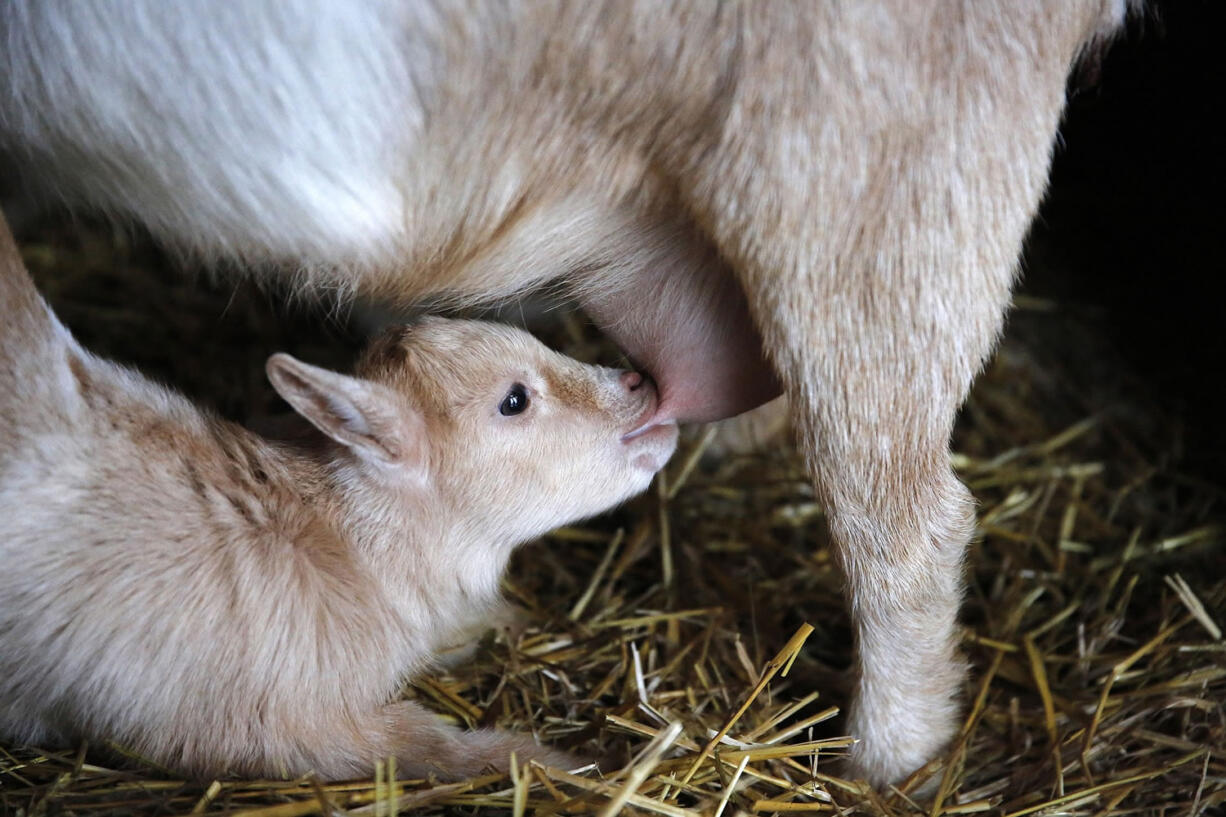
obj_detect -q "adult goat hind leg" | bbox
[746,244,1000,788]
[681,2,1116,785]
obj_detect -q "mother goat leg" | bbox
[747,239,1002,787]
[682,2,1116,784]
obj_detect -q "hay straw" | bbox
[679,624,815,787]
[2,217,1223,816]
[1165,573,1223,640]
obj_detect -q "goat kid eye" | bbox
[499,383,529,416]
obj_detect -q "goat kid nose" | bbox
[619,370,644,391]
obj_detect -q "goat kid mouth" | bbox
[621,411,676,443]
[620,375,679,442]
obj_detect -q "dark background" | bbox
[1023,0,1224,481]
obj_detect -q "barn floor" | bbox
[0,203,1222,817]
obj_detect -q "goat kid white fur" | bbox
[0,216,678,780]
[0,0,1134,785]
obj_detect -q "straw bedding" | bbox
[0,215,1222,816]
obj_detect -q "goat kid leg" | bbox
[307,701,581,782]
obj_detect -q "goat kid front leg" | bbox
[307,700,581,782]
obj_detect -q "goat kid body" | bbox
[0,0,1131,784]
[0,217,676,779]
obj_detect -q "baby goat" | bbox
[0,218,677,780]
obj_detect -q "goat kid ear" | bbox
[265,353,421,466]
